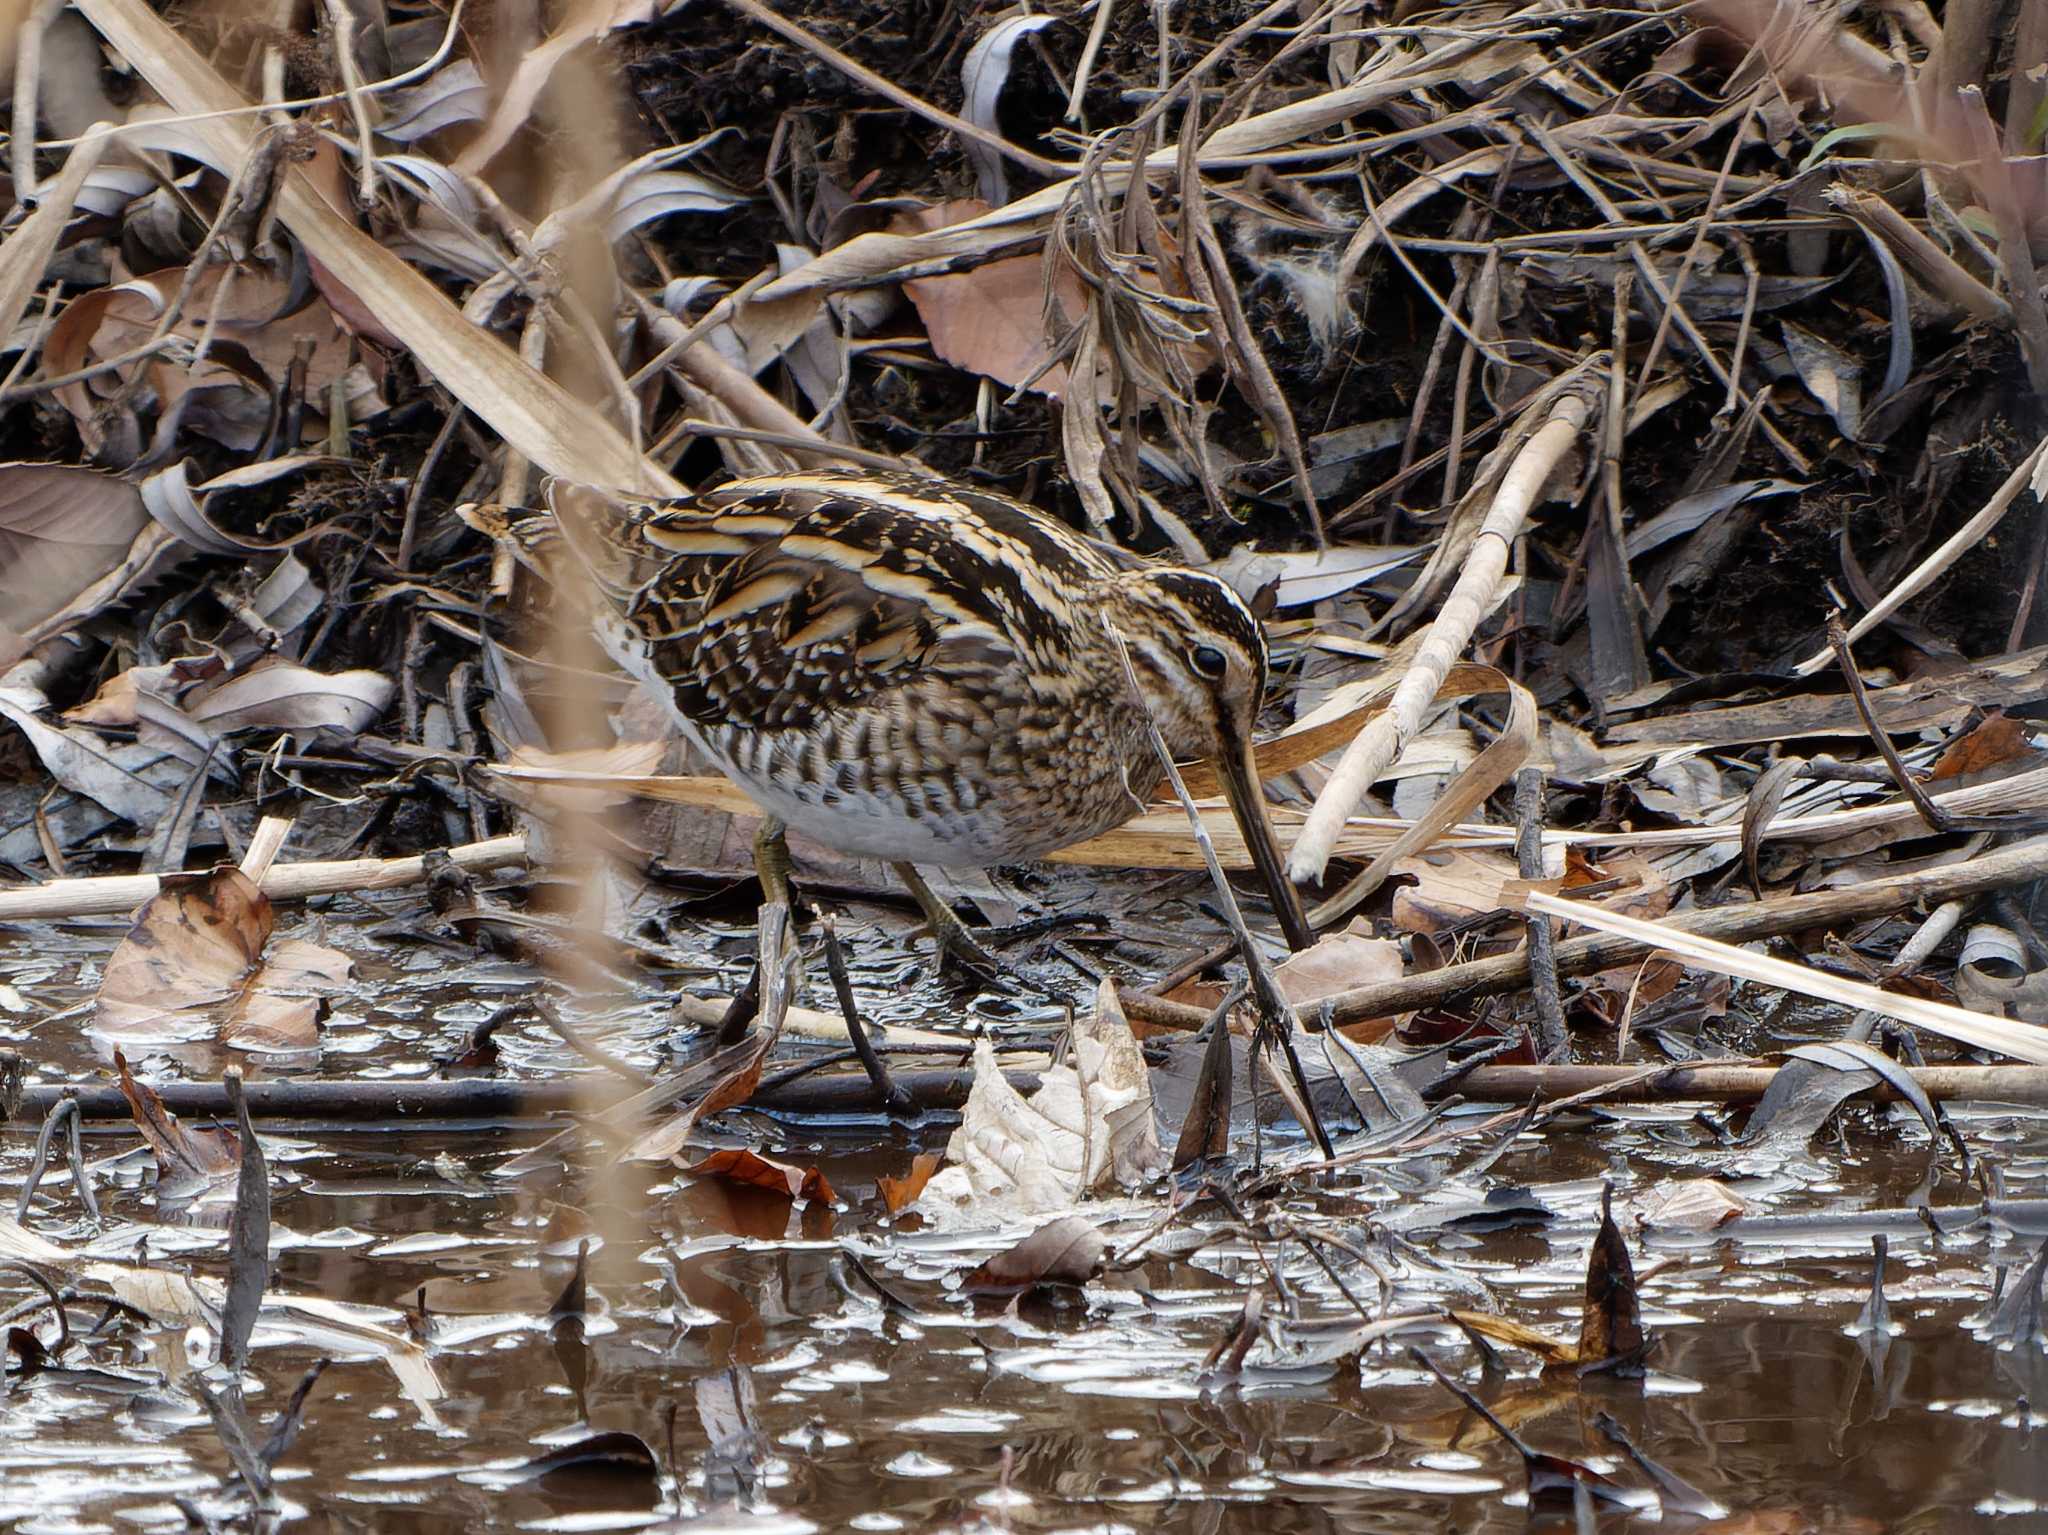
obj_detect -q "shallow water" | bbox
[1,900,2045,1533]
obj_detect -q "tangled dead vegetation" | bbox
[3,0,2048,1519]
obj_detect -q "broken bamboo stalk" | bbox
[0,834,531,922]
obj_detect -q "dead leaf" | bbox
[1448,1309,1582,1367]
[1578,1188,1647,1376]
[918,979,1166,1218]
[896,200,1088,396]
[1273,926,1404,1008]
[113,1048,241,1201]
[0,464,152,636]
[1629,1179,1746,1232]
[0,684,178,824]
[618,1033,773,1164]
[93,866,351,1052]
[64,658,221,729]
[962,1215,1105,1291]
[43,265,381,458]
[1391,847,1520,935]
[877,1152,940,1214]
[1929,710,2041,781]
[184,659,394,739]
[683,1148,836,1206]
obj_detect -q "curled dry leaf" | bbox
[93,866,352,1052]
[961,1215,1105,1292]
[1578,1189,1647,1376]
[877,1151,941,1214]
[64,658,222,730]
[183,658,395,739]
[958,15,1060,205]
[113,1047,241,1201]
[683,1148,836,1206]
[919,979,1165,1220]
[43,266,382,458]
[0,464,152,638]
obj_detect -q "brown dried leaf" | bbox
[877,1151,940,1214]
[1448,1309,1582,1367]
[895,200,1087,396]
[619,1032,772,1164]
[93,867,350,1052]
[962,1215,1105,1292]
[1273,927,1404,1008]
[0,464,151,636]
[1578,1190,1647,1376]
[1391,847,1521,935]
[1929,710,2040,781]
[113,1048,241,1200]
[43,267,379,456]
[684,1148,836,1206]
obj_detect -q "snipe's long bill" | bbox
[535,469,1315,952]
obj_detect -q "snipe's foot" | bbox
[891,863,1011,982]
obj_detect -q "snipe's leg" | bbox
[753,816,795,905]
[891,862,1003,977]
[703,816,795,1045]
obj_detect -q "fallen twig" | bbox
[0,834,530,922]
[1123,835,2048,1032]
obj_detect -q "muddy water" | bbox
[1,905,2045,1533]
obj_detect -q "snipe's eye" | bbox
[1189,644,1229,680]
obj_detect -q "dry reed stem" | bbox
[0,836,530,921]
[1288,387,1597,883]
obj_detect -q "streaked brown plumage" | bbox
[492,468,1313,951]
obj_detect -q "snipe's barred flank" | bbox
[485,468,1314,953]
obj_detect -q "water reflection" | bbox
[0,912,2044,1532]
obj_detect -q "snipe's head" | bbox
[1109,568,1269,761]
[1110,568,1315,951]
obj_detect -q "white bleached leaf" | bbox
[959,14,1059,205]
[1210,542,1422,608]
[918,979,1164,1221]
[377,60,489,142]
[604,170,747,241]
[185,659,394,739]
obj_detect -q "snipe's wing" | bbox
[552,471,1119,734]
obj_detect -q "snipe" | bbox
[494,469,1314,963]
